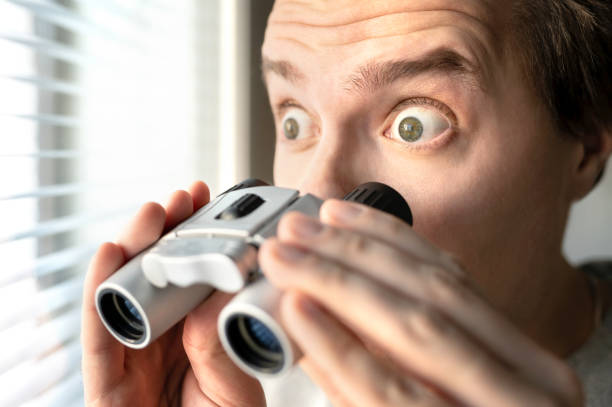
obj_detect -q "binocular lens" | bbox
[99,291,145,342]
[246,317,281,352]
[225,315,284,373]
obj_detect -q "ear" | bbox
[570,127,612,201]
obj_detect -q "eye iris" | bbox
[398,117,423,142]
[283,117,299,140]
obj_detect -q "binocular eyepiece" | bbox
[98,290,145,342]
[95,179,412,379]
[227,316,283,369]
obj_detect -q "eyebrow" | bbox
[261,48,483,93]
[261,58,306,84]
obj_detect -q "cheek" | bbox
[272,143,292,187]
[389,123,571,278]
[272,142,313,188]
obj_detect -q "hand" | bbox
[259,199,582,407]
[81,181,265,407]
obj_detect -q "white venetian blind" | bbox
[0,0,222,405]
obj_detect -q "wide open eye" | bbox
[280,108,313,140]
[388,106,451,144]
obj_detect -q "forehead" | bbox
[262,0,510,89]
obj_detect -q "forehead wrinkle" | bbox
[271,0,499,36]
[268,9,499,52]
[263,2,504,94]
[343,48,483,94]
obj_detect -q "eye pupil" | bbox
[398,117,423,142]
[283,117,300,140]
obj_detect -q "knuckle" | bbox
[320,260,351,288]
[379,375,420,404]
[401,302,450,344]
[341,337,366,367]
[420,265,471,307]
[552,363,583,405]
[441,251,468,277]
[559,363,581,390]
[345,232,371,254]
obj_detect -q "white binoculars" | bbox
[95,179,412,379]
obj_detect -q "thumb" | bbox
[183,290,266,407]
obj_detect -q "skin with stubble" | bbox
[82,1,612,406]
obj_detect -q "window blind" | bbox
[0,0,222,405]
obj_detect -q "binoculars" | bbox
[95,179,412,379]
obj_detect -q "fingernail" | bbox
[327,201,362,222]
[275,243,308,262]
[291,215,323,237]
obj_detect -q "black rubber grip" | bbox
[343,182,413,226]
[219,178,269,196]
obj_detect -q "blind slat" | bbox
[0,243,97,286]
[21,371,83,407]
[0,306,81,374]
[7,0,173,52]
[0,206,138,243]
[0,112,82,127]
[0,182,87,200]
[0,32,91,65]
[0,276,83,330]
[8,0,118,41]
[0,171,187,200]
[1,17,191,63]
[1,74,83,95]
[0,150,82,158]
[0,340,81,406]
[1,110,202,128]
[1,148,200,159]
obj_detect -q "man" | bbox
[81,1,612,406]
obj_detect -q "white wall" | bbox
[564,171,612,264]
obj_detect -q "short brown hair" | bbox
[511,0,612,142]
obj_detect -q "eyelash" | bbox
[390,97,454,118]
[275,99,302,118]
[383,97,458,151]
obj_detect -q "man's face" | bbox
[262,0,580,300]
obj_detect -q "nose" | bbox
[297,126,364,200]
[298,157,346,199]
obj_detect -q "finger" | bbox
[181,368,231,407]
[262,241,569,407]
[81,242,126,400]
[320,199,463,275]
[283,291,452,407]
[277,211,569,393]
[163,189,194,231]
[116,202,166,258]
[300,358,362,407]
[278,211,433,294]
[183,290,266,407]
[188,180,211,210]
